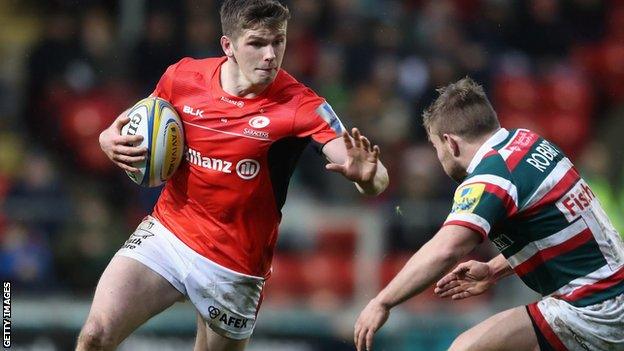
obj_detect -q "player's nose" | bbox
[263,45,276,61]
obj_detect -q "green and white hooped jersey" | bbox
[445,128,624,307]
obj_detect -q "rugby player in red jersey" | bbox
[354,77,624,351]
[81,1,389,350]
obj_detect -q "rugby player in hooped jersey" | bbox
[354,77,624,351]
[84,1,389,350]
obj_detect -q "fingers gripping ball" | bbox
[121,97,185,187]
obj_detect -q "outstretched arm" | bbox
[322,128,389,195]
[353,225,482,351]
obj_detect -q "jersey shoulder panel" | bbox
[269,69,344,145]
[265,69,314,108]
[270,69,309,96]
[152,57,220,100]
[468,152,514,180]
[466,152,519,217]
[165,57,227,106]
[493,130,571,210]
[175,56,224,75]
[445,151,518,239]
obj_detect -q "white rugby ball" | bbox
[121,97,185,187]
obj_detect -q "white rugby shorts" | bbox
[528,293,624,350]
[115,216,265,340]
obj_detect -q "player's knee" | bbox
[448,331,478,351]
[76,319,117,350]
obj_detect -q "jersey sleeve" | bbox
[150,58,191,100]
[292,88,346,150]
[443,172,519,241]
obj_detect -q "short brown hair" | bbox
[423,77,500,141]
[220,0,290,39]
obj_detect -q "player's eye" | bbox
[249,41,264,48]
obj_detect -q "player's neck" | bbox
[460,142,482,168]
[460,130,499,169]
[220,60,269,99]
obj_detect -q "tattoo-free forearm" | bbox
[487,254,514,283]
[374,226,481,310]
[376,252,455,308]
[356,162,389,196]
[375,231,468,308]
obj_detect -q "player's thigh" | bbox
[84,255,184,340]
[449,306,539,351]
[194,314,249,351]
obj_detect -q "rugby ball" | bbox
[121,97,184,187]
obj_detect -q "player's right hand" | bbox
[99,113,147,173]
[434,260,493,300]
[354,298,390,351]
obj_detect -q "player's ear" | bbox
[221,36,235,57]
[443,134,461,157]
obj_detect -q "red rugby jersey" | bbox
[151,57,344,277]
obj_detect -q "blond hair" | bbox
[423,77,500,141]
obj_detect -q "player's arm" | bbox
[322,127,389,196]
[434,253,513,300]
[354,225,481,351]
[99,108,147,173]
[488,253,514,279]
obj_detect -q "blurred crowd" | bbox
[1,0,624,311]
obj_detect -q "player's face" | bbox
[232,24,286,86]
[429,133,465,183]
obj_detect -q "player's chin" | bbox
[257,75,275,85]
[255,70,276,83]
[257,77,274,85]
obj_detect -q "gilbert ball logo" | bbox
[249,116,270,129]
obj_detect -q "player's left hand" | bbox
[434,260,493,300]
[354,298,389,351]
[326,128,380,184]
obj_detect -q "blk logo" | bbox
[183,105,204,118]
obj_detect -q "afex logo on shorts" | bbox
[208,306,220,319]
[207,305,249,329]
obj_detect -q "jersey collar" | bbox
[466,128,509,174]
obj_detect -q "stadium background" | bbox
[1,0,623,349]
